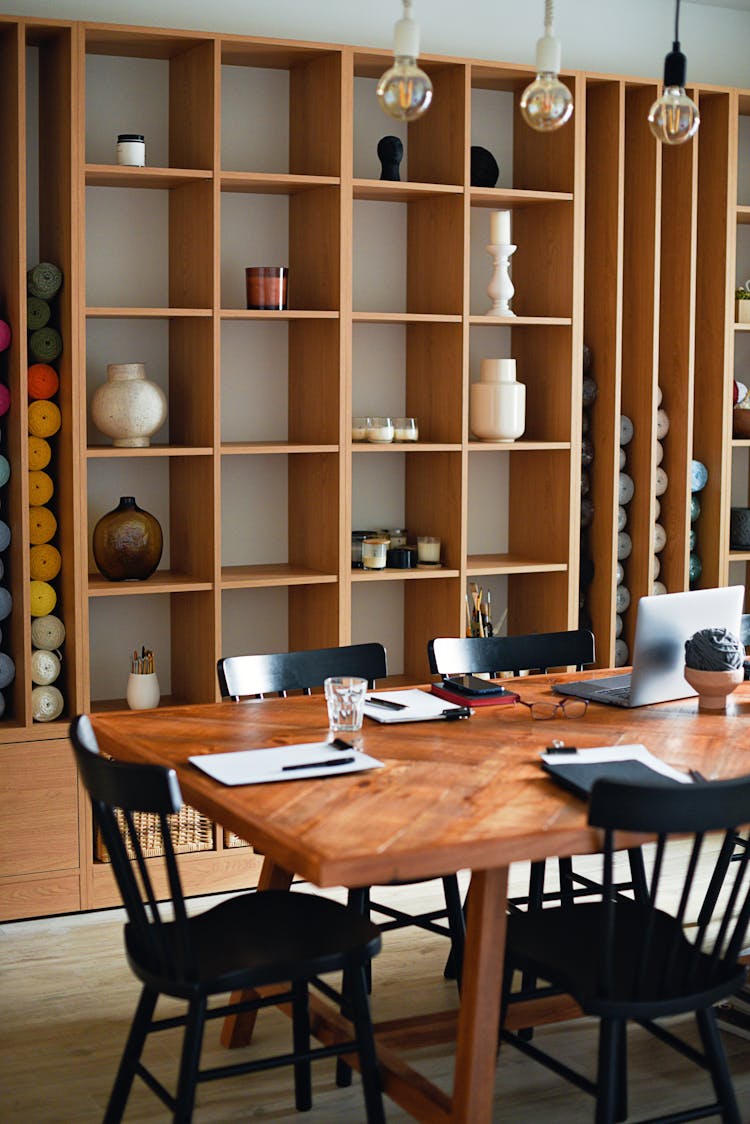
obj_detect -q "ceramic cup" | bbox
[126,671,160,710]
[324,676,367,732]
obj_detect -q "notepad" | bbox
[189,742,384,785]
[540,744,691,799]
[363,689,465,724]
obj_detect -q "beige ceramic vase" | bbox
[683,666,743,712]
[91,362,167,447]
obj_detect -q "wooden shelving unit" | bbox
[0,14,747,919]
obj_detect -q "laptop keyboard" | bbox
[593,685,631,706]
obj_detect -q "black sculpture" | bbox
[470,145,499,188]
[377,135,404,181]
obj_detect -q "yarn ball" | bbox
[655,466,668,496]
[582,375,598,407]
[656,408,670,439]
[619,473,634,505]
[0,587,12,620]
[685,627,743,671]
[582,344,592,375]
[29,543,61,581]
[617,531,632,560]
[29,505,57,545]
[28,436,51,471]
[580,496,594,528]
[690,495,701,522]
[616,584,631,613]
[28,469,54,506]
[0,383,9,417]
[0,318,10,351]
[27,296,51,331]
[614,639,629,667]
[0,455,9,487]
[27,261,62,300]
[689,553,702,585]
[31,684,64,722]
[31,613,66,649]
[29,326,62,364]
[0,519,10,552]
[30,648,61,686]
[581,438,594,467]
[28,399,61,438]
[620,415,634,446]
[691,460,708,493]
[28,363,59,400]
[653,581,668,596]
[0,692,5,718]
[0,652,15,689]
[30,580,57,617]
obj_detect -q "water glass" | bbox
[324,676,368,732]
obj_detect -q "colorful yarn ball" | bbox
[30,543,61,581]
[0,384,9,417]
[0,319,10,352]
[691,460,708,493]
[28,469,54,506]
[0,520,10,552]
[31,613,65,649]
[29,506,57,545]
[0,587,12,620]
[28,326,62,364]
[27,297,51,331]
[30,579,57,617]
[28,363,59,400]
[0,455,9,488]
[28,436,51,471]
[31,684,64,722]
[30,648,60,686]
[0,652,15,689]
[28,399,61,438]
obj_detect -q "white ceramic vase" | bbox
[91,362,167,448]
[470,358,525,442]
[126,671,160,710]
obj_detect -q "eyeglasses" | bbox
[516,697,588,721]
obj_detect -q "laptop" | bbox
[553,586,745,708]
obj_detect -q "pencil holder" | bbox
[126,671,160,710]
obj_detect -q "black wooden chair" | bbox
[70,714,385,1123]
[217,644,466,986]
[500,773,750,1124]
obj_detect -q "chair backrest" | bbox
[740,613,750,646]
[69,715,196,982]
[427,630,595,679]
[218,642,387,700]
[588,774,750,1004]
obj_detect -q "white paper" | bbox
[540,743,690,784]
[189,741,383,785]
[363,688,464,724]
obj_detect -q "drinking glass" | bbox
[324,676,368,732]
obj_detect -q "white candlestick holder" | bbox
[486,242,517,318]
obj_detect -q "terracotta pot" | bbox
[93,496,163,581]
[683,666,743,712]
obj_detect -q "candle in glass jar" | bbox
[367,417,394,443]
[393,417,418,441]
[490,210,511,245]
[417,536,441,565]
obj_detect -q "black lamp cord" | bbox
[673,0,682,53]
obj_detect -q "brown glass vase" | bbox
[92,496,163,581]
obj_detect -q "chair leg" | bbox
[347,887,372,993]
[348,962,385,1124]
[336,964,355,1089]
[595,1017,626,1124]
[104,985,158,1124]
[174,996,206,1123]
[696,1006,742,1124]
[441,874,466,989]
[517,861,547,1042]
[292,980,313,1112]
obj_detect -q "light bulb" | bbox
[648,86,700,145]
[520,1,573,133]
[377,1,433,122]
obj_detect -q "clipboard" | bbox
[189,742,383,785]
[364,689,467,724]
[540,744,691,799]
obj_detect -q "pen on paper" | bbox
[281,756,355,772]
[367,697,408,711]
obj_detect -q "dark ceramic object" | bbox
[93,496,163,581]
[730,507,750,550]
[377,136,403,181]
[470,145,499,187]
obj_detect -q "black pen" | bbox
[367,697,408,711]
[442,707,472,720]
[282,756,355,772]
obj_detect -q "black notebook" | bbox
[540,744,690,800]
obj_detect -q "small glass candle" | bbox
[246,266,288,310]
[367,417,394,443]
[417,536,441,566]
[352,416,371,441]
[362,537,389,569]
[393,416,418,441]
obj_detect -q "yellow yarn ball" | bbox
[29,543,61,581]
[28,469,54,506]
[29,506,57,545]
[28,436,51,471]
[30,579,57,617]
[28,399,61,438]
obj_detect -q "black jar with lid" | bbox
[351,531,370,568]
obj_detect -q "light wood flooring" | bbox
[3,871,750,1122]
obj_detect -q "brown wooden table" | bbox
[90,676,750,1123]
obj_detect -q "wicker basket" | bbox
[95,803,214,863]
[224,829,250,849]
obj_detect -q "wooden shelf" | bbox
[88,572,213,596]
[352,442,461,453]
[221,442,338,455]
[353,179,463,202]
[468,440,571,452]
[466,554,568,575]
[221,171,339,194]
[351,568,461,581]
[737,205,750,225]
[86,307,212,318]
[352,312,462,323]
[469,315,573,326]
[221,564,338,589]
[87,445,213,457]
[470,187,574,208]
[85,164,212,188]
[220,309,339,320]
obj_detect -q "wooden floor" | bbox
[3,872,750,1122]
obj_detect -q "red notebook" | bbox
[430,682,519,708]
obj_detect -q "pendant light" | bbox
[647,0,700,145]
[520,0,573,133]
[376,0,433,122]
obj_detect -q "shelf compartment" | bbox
[85,165,212,189]
[353,180,463,202]
[470,188,574,208]
[221,583,341,659]
[467,554,568,575]
[221,171,339,194]
[222,443,338,455]
[221,564,338,588]
[88,572,213,596]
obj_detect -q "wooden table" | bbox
[90,676,750,1123]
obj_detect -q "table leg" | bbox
[450,867,508,1123]
[220,857,294,1048]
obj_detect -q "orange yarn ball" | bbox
[28,436,51,471]
[28,363,59,400]
[28,469,54,506]
[30,543,61,581]
[28,400,61,438]
[29,505,57,545]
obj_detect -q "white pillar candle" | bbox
[490,210,511,245]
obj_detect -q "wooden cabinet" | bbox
[0,15,747,918]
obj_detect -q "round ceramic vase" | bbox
[470,359,526,442]
[91,362,167,448]
[126,672,160,710]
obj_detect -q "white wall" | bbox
[4,0,750,88]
